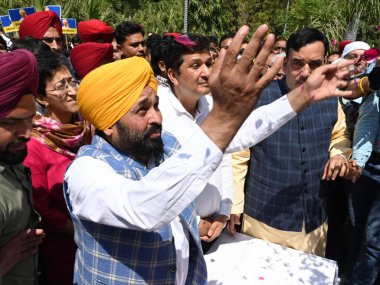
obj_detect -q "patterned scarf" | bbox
[32,114,92,159]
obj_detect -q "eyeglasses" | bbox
[45,78,80,98]
[274,46,286,52]
[344,53,365,62]
[129,41,146,48]
[42,36,62,44]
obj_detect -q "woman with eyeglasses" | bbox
[23,51,92,285]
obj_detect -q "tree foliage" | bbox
[0,0,379,46]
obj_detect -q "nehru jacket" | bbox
[245,79,339,233]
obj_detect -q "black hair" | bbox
[35,50,71,96]
[274,36,287,43]
[147,34,162,49]
[286,28,329,56]
[114,21,144,45]
[208,35,218,45]
[327,50,340,57]
[164,34,210,77]
[219,33,235,47]
[10,37,50,55]
[150,35,171,76]
[71,35,81,45]
[146,33,162,64]
[0,36,7,51]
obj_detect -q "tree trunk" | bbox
[344,11,361,41]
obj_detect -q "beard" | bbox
[115,121,164,163]
[0,138,29,165]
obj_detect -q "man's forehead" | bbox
[3,95,36,119]
[348,49,366,55]
[182,51,211,61]
[288,42,325,59]
[274,40,286,46]
[136,86,157,101]
[126,33,144,42]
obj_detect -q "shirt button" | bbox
[169,266,176,273]
[300,126,305,131]
[302,148,306,152]
[304,169,308,174]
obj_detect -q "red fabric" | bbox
[363,48,380,62]
[0,49,38,118]
[19,11,62,39]
[338,40,353,54]
[78,19,113,43]
[163,32,181,37]
[24,138,76,285]
[70,42,113,78]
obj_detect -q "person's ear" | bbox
[103,128,114,137]
[116,44,124,54]
[158,60,166,74]
[36,95,49,108]
[167,68,179,86]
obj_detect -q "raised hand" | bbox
[287,60,357,113]
[303,60,358,102]
[209,24,283,118]
[202,24,283,151]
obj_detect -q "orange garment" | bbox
[78,57,157,130]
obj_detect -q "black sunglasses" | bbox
[42,37,62,44]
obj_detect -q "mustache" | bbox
[10,137,30,147]
[144,124,162,139]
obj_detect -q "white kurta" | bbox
[65,90,297,284]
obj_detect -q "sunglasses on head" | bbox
[42,37,62,44]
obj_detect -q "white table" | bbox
[205,231,338,285]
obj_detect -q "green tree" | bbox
[235,0,287,35]
[187,0,228,37]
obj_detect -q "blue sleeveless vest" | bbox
[64,131,207,284]
[245,80,338,233]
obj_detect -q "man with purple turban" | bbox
[0,49,44,285]
[19,11,63,51]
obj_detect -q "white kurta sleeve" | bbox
[226,95,297,153]
[65,127,223,231]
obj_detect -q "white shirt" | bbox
[158,85,234,218]
[65,92,296,285]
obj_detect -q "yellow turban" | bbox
[78,57,157,130]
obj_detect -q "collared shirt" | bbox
[352,92,380,168]
[65,92,297,284]
[0,163,39,285]
[158,85,234,218]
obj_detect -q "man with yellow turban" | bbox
[0,49,45,285]
[64,25,358,285]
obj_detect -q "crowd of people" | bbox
[0,9,379,285]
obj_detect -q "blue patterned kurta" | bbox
[64,131,207,285]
